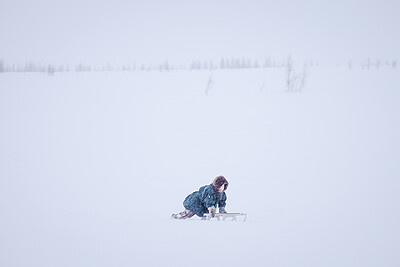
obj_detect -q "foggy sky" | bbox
[1,0,399,66]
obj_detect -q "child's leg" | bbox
[171,209,195,219]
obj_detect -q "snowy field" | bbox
[1,66,400,267]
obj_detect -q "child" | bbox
[171,175,229,219]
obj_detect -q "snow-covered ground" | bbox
[1,66,399,266]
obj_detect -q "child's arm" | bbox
[218,192,227,212]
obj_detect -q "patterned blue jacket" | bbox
[183,184,227,217]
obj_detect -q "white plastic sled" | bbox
[202,212,247,222]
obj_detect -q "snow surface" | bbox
[1,67,400,266]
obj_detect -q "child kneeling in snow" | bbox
[172,175,229,219]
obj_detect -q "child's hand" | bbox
[208,207,216,217]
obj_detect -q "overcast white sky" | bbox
[1,0,399,65]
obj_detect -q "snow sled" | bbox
[202,212,247,222]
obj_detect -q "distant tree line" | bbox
[0,57,285,74]
[357,58,398,70]
[0,57,397,74]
